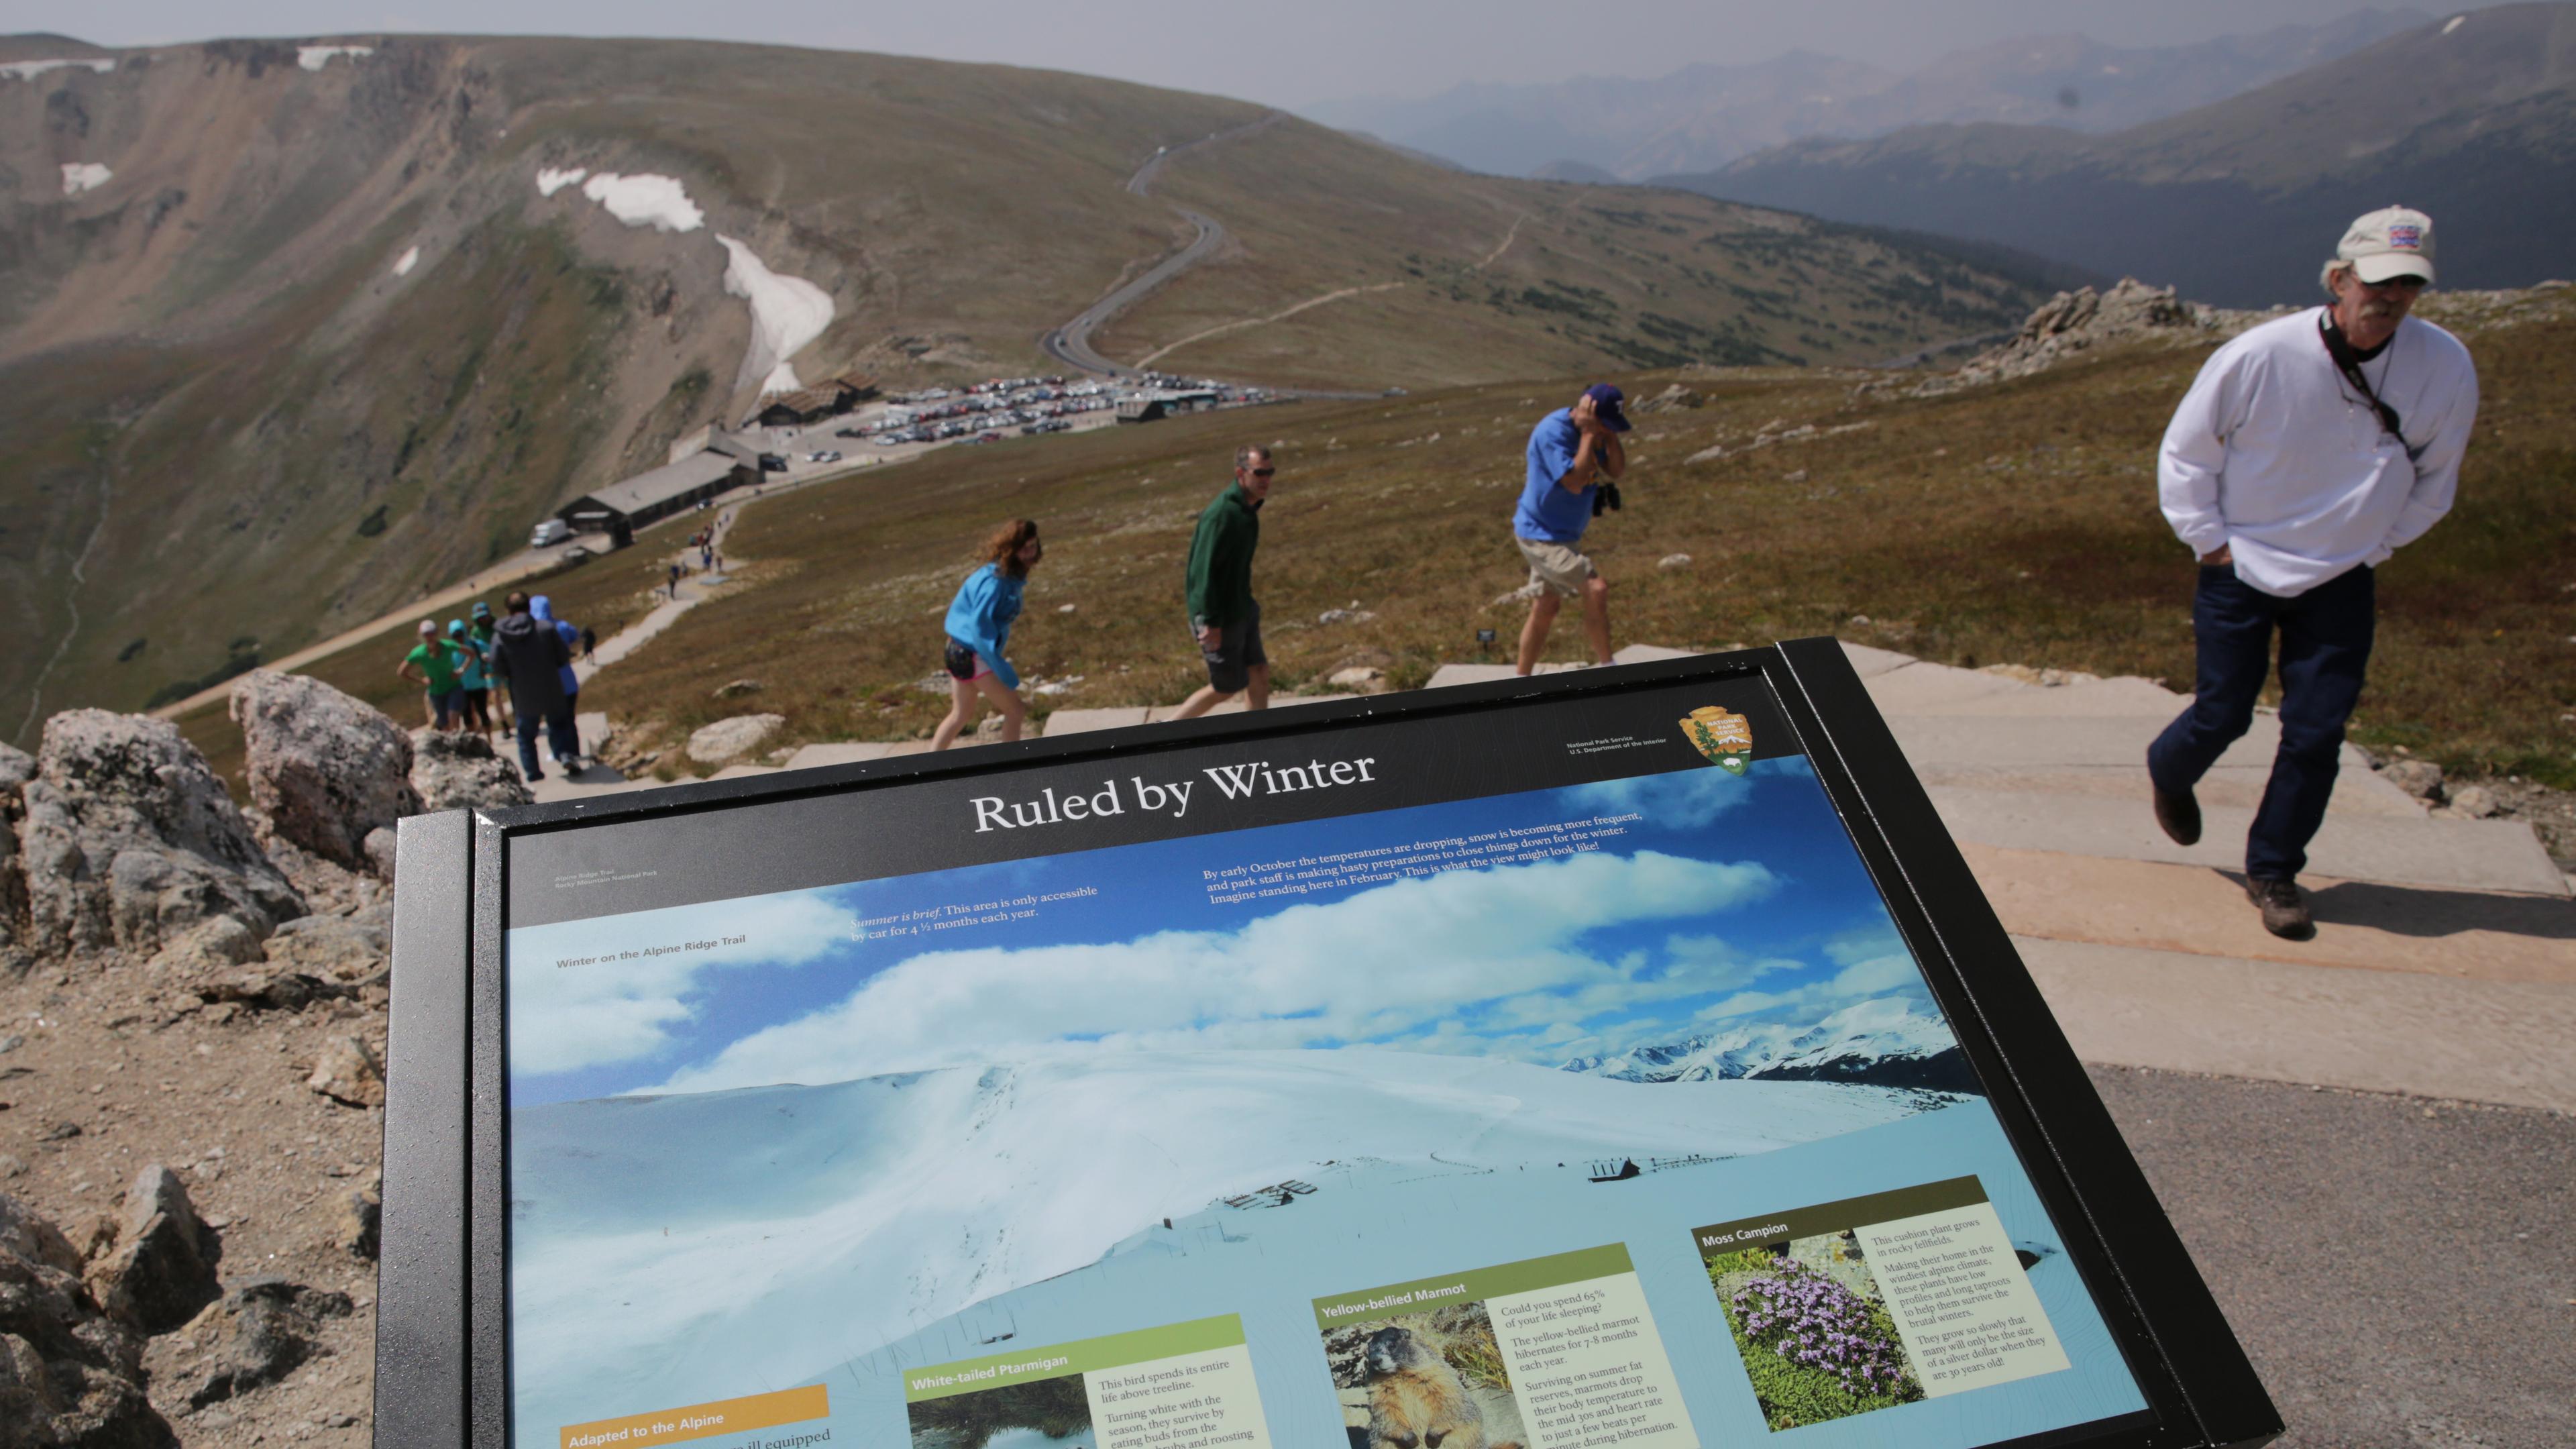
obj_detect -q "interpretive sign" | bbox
[376,641,2279,1449]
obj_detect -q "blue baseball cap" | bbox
[1583,383,1632,433]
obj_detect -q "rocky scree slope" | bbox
[0,670,526,1446]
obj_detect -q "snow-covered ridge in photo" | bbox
[718,235,834,395]
[534,166,588,198]
[392,246,420,276]
[297,45,373,71]
[2,58,113,80]
[510,1048,1941,1433]
[60,163,112,197]
[579,172,704,233]
[1560,996,1960,1085]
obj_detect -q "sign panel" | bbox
[379,644,2278,1449]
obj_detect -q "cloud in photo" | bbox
[1690,920,1929,1026]
[1566,767,1752,828]
[652,849,1776,1095]
[508,891,861,1074]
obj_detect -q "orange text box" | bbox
[559,1384,829,1449]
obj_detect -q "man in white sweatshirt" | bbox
[2149,205,2479,940]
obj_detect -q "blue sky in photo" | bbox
[506,757,1935,1106]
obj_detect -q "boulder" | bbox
[87,1165,223,1336]
[1632,383,1705,413]
[408,728,534,813]
[258,915,386,983]
[144,915,266,975]
[15,711,303,961]
[687,713,786,765]
[178,1277,353,1409]
[305,1036,384,1108]
[2445,784,2500,819]
[0,1193,174,1448]
[229,670,421,873]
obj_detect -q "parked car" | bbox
[560,545,594,566]
[806,450,843,464]
[758,453,789,472]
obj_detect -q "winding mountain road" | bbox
[1040,113,1284,377]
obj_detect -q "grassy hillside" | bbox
[1662,3,2576,305]
[176,286,2576,794]
[2,34,2067,741]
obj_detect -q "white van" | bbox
[529,519,570,548]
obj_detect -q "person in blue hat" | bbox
[1511,384,1628,674]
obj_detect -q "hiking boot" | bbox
[2151,784,2202,847]
[2245,876,2314,941]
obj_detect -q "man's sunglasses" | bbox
[1246,466,1276,478]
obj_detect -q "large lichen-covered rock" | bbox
[0,1192,177,1447]
[86,1165,223,1337]
[230,670,422,874]
[687,713,785,765]
[15,712,303,961]
[409,727,534,812]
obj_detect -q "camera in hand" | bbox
[1592,481,1623,517]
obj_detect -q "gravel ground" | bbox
[1,959,382,1446]
[2090,1064,2575,1449]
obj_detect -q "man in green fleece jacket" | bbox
[1174,444,1275,718]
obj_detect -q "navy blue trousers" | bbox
[2147,564,2376,881]
[515,708,582,777]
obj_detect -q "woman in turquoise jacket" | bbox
[931,519,1044,749]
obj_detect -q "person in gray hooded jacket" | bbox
[487,590,582,781]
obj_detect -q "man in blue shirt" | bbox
[1512,384,1628,674]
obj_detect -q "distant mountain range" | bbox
[1659,4,2576,306]
[1561,998,1976,1093]
[1303,11,2427,180]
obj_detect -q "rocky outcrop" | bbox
[15,712,303,962]
[86,1165,223,1337]
[0,1193,178,1448]
[178,1278,353,1409]
[409,727,533,812]
[230,670,422,874]
[688,713,785,765]
[1870,277,2269,400]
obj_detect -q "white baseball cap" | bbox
[2337,205,2436,285]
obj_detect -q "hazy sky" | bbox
[16,1,2491,108]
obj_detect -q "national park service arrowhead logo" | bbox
[1678,706,1754,775]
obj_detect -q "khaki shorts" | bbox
[1516,537,1599,599]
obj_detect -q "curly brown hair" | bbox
[983,519,1042,577]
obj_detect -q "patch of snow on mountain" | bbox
[1562,996,1957,1083]
[510,1049,1929,1424]
[718,235,834,395]
[392,246,420,277]
[60,163,112,197]
[297,45,373,71]
[535,166,589,198]
[580,172,704,233]
[2,59,113,80]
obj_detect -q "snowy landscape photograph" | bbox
[502,756,1981,1439]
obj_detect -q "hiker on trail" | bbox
[667,561,682,600]
[470,602,508,733]
[447,619,495,738]
[580,625,597,660]
[1511,384,1627,675]
[529,595,586,759]
[2149,205,2478,941]
[488,590,582,781]
[930,519,1044,749]
[396,619,473,731]
[1171,445,1273,719]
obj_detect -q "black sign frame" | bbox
[374,638,2280,1449]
